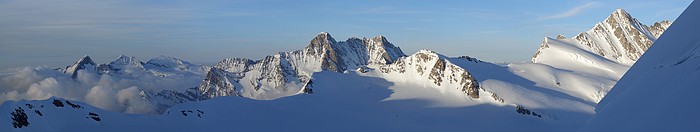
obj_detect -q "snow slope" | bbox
[0,71,586,131]
[580,1,700,131]
[526,9,672,103]
[0,8,680,131]
[533,9,671,69]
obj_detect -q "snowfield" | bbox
[1,3,696,131]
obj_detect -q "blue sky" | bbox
[0,0,693,69]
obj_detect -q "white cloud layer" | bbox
[0,66,203,114]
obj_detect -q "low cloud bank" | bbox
[0,66,203,114]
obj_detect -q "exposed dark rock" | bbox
[302,80,314,94]
[357,66,371,73]
[515,105,541,118]
[196,110,204,118]
[181,110,188,116]
[34,110,42,116]
[491,93,505,103]
[65,101,82,109]
[516,105,531,115]
[199,67,238,100]
[88,112,100,121]
[11,107,29,128]
[52,99,64,107]
[25,104,33,109]
[458,56,481,63]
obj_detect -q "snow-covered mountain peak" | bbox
[77,55,95,65]
[364,35,405,65]
[94,55,146,74]
[581,2,700,130]
[198,67,238,100]
[610,9,633,20]
[141,55,209,76]
[371,35,387,42]
[413,49,449,60]
[379,49,480,99]
[533,9,672,67]
[63,55,97,78]
[649,20,673,38]
[146,55,191,69]
[108,55,145,70]
[213,58,254,73]
[306,32,337,50]
[318,31,329,36]
[603,8,653,38]
[196,32,407,100]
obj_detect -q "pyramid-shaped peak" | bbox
[374,35,386,39]
[371,35,390,43]
[80,55,91,59]
[607,8,634,20]
[77,55,95,64]
[614,8,629,15]
[117,54,130,59]
[413,49,449,59]
[315,32,334,40]
[307,31,338,49]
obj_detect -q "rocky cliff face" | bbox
[291,32,406,73]
[198,67,239,100]
[199,32,406,100]
[214,58,254,73]
[140,87,200,113]
[649,20,672,38]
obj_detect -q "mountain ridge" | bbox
[533,9,672,66]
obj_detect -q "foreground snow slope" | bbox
[1,51,613,131]
[581,1,700,131]
[2,71,590,131]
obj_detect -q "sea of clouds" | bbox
[0,66,204,114]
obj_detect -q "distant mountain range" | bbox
[0,8,682,131]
